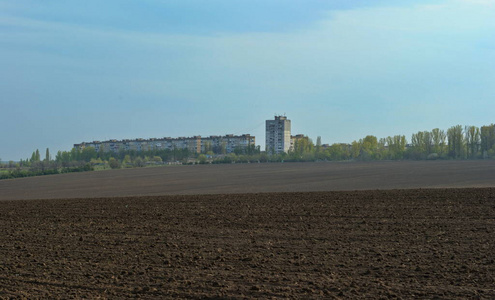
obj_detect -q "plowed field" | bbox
[1,189,494,299]
[2,160,495,200]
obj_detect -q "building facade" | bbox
[266,116,291,154]
[74,134,255,155]
[201,134,255,154]
[289,134,308,152]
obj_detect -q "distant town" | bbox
[74,115,310,155]
[2,116,495,180]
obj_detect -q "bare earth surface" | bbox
[0,189,494,299]
[0,161,494,299]
[1,160,495,200]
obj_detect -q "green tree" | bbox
[90,158,104,166]
[386,135,407,160]
[431,128,446,157]
[291,136,314,159]
[326,144,343,161]
[480,124,495,158]
[350,141,361,159]
[203,141,212,154]
[198,154,207,164]
[410,131,432,159]
[55,150,72,167]
[30,152,36,163]
[377,138,387,160]
[447,125,464,159]
[360,135,378,160]
[259,152,268,162]
[30,150,41,163]
[123,155,132,166]
[35,149,40,162]
[108,157,120,169]
[70,148,81,161]
[246,144,260,155]
[465,125,480,159]
[220,142,227,155]
[133,157,145,167]
[45,148,51,162]
[81,147,97,162]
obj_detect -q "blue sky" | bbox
[1,0,494,161]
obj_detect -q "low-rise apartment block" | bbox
[74,134,255,154]
[290,134,307,151]
[201,134,255,154]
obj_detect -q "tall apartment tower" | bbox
[266,115,291,154]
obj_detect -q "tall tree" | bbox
[410,131,432,159]
[386,135,407,160]
[447,125,464,159]
[359,135,378,160]
[293,136,314,156]
[30,149,41,163]
[70,148,81,161]
[465,125,480,159]
[480,124,495,158]
[431,128,446,157]
[45,148,51,162]
[30,151,36,163]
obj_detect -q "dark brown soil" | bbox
[1,189,494,299]
[1,160,495,200]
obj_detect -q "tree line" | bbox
[1,145,261,179]
[306,124,495,162]
[0,148,94,180]
[289,124,494,162]
[1,123,494,180]
[262,123,494,162]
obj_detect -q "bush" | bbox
[198,154,207,164]
[108,158,121,169]
[427,153,439,160]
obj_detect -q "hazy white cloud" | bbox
[2,0,493,103]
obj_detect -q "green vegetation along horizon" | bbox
[1,123,495,180]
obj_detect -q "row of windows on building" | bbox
[74,134,255,154]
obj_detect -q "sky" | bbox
[1,0,494,161]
